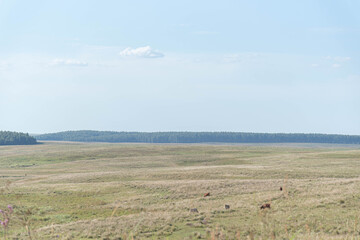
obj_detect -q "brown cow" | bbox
[204,192,210,197]
[190,208,199,213]
[260,203,271,209]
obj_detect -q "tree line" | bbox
[0,131,37,145]
[35,130,360,144]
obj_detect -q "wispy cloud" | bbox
[119,46,164,58]
[323,56,351,69]
[223,53,260,63]
[309,27,345,34]
[325,56,351,62]
[0,60,10,70]
[193,31,219,35]
[51,59,88,67]
[311,63,320,68]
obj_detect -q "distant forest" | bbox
[36,130,360,144]
[0,131,37,145]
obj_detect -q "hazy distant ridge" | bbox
[35,130,360,144]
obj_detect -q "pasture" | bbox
[0,142,359,239]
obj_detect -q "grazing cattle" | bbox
[190,208,199,213]
[280,187,283,191]
[225,204,230,209]
[204,192,210,197]
[260,203,271,210]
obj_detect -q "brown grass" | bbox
[0,142,359,239]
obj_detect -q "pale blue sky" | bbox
[0,0,359,134]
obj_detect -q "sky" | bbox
[0,0,359,134]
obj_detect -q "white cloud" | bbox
[51,59,88,67]
[311,63,320,68]
[332,63,341,68]
[119,46,164,58]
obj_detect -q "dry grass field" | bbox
[0,142,359,239]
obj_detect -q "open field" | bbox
[0,142,360,239]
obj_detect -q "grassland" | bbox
[0,142,359,239]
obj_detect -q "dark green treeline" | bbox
[36,130,360,144]
[0,131,37,145]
